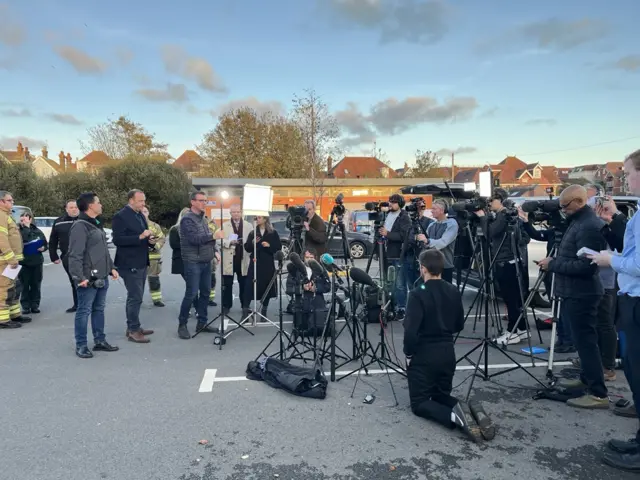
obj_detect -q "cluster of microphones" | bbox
[285,252,378,291]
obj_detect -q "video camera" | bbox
[331,193,346,218]
[451,195,489,217]
[286,205,307,230]
[364,201,389,224]
[521,198,565,228]
[404,197,425,218]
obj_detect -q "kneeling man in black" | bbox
[403,249,495,442]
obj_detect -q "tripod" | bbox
[456,221,548,401]
[239,218,273,327]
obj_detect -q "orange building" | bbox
[191,177,442,220]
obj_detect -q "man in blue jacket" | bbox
[111,189,155,344]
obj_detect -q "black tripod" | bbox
[456,221,548,401]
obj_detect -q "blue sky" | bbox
[1,0,639,169]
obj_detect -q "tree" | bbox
[79,115,170,161]
[291,89,341,203]
[197,107,308,178]
[407,150,442,177]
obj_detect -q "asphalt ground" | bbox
[0,247,637,480]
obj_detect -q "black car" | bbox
[244,212,373,259]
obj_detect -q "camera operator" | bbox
[303,200,328,257]
[403,198,432,287]
[538,185,608,409]
[404,249,493,443]
[379,193,411,317]
[417,199,458,283]
[476,189,528,346]
[286,248,330,336]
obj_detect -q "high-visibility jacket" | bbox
[148,220,165,261]
[0,210,23,265]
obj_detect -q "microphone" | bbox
[274,250,284,268]
[350,267,378,288]
[286,262,297,275]
[308,259,327,278]
[320,253,346,272]
[288,252,311,283]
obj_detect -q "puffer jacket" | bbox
[179,210,217,264]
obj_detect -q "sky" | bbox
[1,0,639,169]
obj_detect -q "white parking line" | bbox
[198,369,217,392]
[198,361,573,391]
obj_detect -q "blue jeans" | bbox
[74,279,109,347]
[179,261,212,325]
[394,259,415,310]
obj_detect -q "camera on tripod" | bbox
[331,193,346,218]
[521,198,565,228]
[404,197,425,218]
[286,205,307,230]
[364,201,389,224]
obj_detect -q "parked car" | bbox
[10,205,33,224]
[33,216,113,245]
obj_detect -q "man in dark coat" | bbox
[303,200,328,257]
[111,189,154,344]
[49,199,79,312]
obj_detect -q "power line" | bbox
[517,135,640,158]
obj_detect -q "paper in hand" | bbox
[2,265,21,280]
[577,247,599,258]
[229,233,238,241]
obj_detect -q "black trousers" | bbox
[407,342,458,429]
[597,289,618,370]
[222,256,247,309]
[442,268,454,284]
[564,295,607,398]
[495,262,526,332]
[62,255,78,308]
[19,264,43,309]
[618,295,640,441]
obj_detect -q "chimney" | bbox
[58,151,66,170]
[24,146,30,159]
[42,147,48,159]
[404,162,408,170]
[327,156,333,172]
[16,142,24,157]
[65,153,72,169]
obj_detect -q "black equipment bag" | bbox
[533,385,586,403]
[246,357,327,399]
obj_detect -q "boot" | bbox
[178,324,191,339]
[127,330,150,343]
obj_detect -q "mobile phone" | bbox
[533,260,540,264]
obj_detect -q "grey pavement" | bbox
[0,248,637,480]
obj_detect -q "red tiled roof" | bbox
[78,151,111,166]
[329,156,397,179]
[174,150,203,171]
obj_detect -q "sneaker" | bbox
[515,329,530,340]
[451,401,483,443]
[608,438,639,454]
[495,331,521,346]
[566,394,609,409]
[559,378,587,389]
[614,403,637,418]
[604,369,617,382]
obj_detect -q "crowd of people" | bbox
[2,149,640,472]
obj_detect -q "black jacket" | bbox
[488,209,522,264]
[602,213,627,253]
[179,210,217,264]
[547,205,607,298]
[169,225,184,275]
[49,214,78,262]
[384,209,411,261]
[19,224,48,267]
[304,214,328,257]
[68,213,114,282]
[112,205,150,269]
[406,216,434,256]
[403,279,465,356]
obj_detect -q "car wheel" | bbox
[350,241,365,259]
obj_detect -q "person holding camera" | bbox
[539,185,608,409]
[380,193,411,317]
[286,248,330,336]
[112,189,155,344]
[477,189,528,345]
[68,192,119,358]
[405,199,432,286]
[417,199,458,283]
[303,200,328,257]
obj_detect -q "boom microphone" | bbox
[320,253,346,272]
[349,267,377,288]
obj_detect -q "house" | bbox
[568,164,600,183]
[327,156,397,179]
[595,162,625,195]
[173,150,204,176]
[557,168,571,182]
[451,156,563,195]
[31,147,62,178]
[0,141,34,163]
[76,151,112,173]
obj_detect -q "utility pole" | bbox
[451,152,455,182]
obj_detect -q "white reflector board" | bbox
[242,184,273,217]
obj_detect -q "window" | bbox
[533,168,541,178]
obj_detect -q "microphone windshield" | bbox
[274,250,284,262]
[307,259,326,277]
[286,262,297,275]
[320,253,335,266]
[288,252,308,275]
[349,267,377,287]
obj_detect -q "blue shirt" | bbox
[611,213,640,297]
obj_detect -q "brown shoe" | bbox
[126,328,154,337]
[127,331,150,343]
[604,369,617,381]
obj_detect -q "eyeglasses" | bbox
[560,198,575,209]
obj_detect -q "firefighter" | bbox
[205,214,218,306]
[0,190,31,328]
[142,207,165,307]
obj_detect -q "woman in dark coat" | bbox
[243,215,281,318]
[18,213,48,314]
